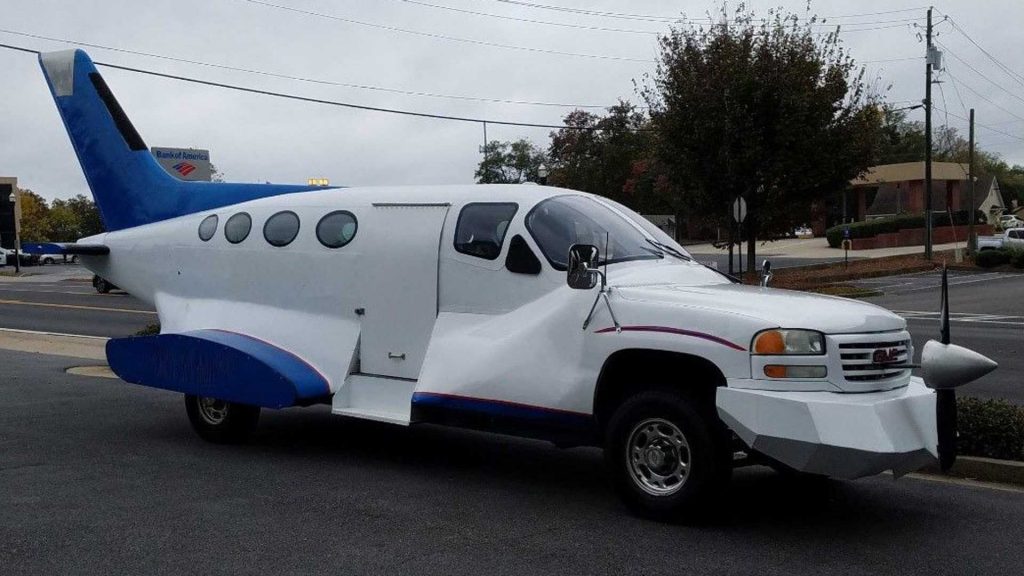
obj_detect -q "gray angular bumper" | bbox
[717,378,938,479]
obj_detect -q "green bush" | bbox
[1009,249,1024,269]
[825,210,982,247]
[958,397,1024,461]
[975,249,1010,268]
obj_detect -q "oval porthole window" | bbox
[316,211,358,248]
[198,214,218,241]
[263,211,301,247]
[224,212,252,244]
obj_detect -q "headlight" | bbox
[752,329,825,355]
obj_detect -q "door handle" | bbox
[388,352,406,360]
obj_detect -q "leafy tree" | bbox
[547,102,672,214]
[475,139,547,184]
[641,4,885,272]
[17,189,51,243]
[66,194,104,237]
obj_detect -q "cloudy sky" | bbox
[2,0,1022,201]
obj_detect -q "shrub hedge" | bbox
[976,249,1010,268]
[825,210,983,248]
[958,397,1024,461]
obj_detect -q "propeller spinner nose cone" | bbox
[922,340,999,390]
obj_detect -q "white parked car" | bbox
[999,214,1024,230]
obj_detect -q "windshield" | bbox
[525,195,662,270]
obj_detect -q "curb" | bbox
[919,455,1024,486]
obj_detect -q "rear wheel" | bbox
[42,257,54,265]
[605,390,731,522]
[184,394,260,443]
[94,277,111,294]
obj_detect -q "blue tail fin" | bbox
[39,49,327,231]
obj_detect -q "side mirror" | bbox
[760,259,773,287]
[567,244,600,289]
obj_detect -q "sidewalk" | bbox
[685,237,967,260]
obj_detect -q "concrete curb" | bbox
[920,455,1024,486]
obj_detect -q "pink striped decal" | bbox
[594,325,746,351]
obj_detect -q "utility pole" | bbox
[924,6,934,260]
[968,108,976,254]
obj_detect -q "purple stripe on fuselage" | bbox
[594,325,746,351]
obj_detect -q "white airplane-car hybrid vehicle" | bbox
[35,49,998,520]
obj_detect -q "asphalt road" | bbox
[0,278,154,338]
[861,270,1024,404]
[2,348,1023,576]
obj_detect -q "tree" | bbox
[642,5,884,273]
[546,102,672,214]
[475,139,548,184]
[66,194,104,237]
[17,189,51,243]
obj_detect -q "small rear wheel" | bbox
[185,394,260,443]
[94,277,111,294]
[605,390,731,522]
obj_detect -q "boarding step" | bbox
[331,373,415,426]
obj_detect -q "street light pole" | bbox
[968,108,976,254]
[8,189,19,274]
[924,6,934,260]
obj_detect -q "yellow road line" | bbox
[0,298,156,315]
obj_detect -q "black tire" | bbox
[95,278,111,294]
[184,394,260,444]
[42,257,54,265]
[70,255,78,264]
[605,390,731,522]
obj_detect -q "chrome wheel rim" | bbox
[197,397,229,425]
[626,418,690,496]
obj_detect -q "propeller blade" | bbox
[940,266,950,345]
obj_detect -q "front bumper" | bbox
[717,377,937,479]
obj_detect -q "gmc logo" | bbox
[873,348,902,364]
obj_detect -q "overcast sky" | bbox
[2,0,1022,201]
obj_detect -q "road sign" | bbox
[843,227,851,239]
[732,197,747,223]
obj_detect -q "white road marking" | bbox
[894,310,1024,327]
[0,298,156,315]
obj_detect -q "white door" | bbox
[357,203,449,379]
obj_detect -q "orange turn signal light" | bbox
[753,330,786,354]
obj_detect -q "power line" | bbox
[488,1,927,24]
[935,106,1024,143]
[945,70,1024,125]
[935,41,1024,108]
[937,12,1024,90]
[395,0,660,35]
[0,41,632,131]
[0,28,619,109]
[239,0,653,63]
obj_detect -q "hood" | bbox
[616,282,906,334]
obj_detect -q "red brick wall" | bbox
[848,224,993,250]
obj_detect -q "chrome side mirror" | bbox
[567,244,600,290]
[760,259,773,287]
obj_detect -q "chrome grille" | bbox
[839,339,911,382]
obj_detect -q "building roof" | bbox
[851,162,969,186]
[866,176,1001,216]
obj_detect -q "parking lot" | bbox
[1,266,1022,574]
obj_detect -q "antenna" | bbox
[603,231,609,287]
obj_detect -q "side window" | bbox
[224,213,252,244]
[505,234,541,275]
[454,203,518,260]
[264,211,300,247]
[316,211,358,248]
[1010,230,1021,239]
[198,214,218,241]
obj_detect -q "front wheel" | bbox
[184,395,260,444]
[605,390,731,522]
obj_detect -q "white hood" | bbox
[616,282,906,334]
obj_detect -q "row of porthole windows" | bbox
[198,210,358,248]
